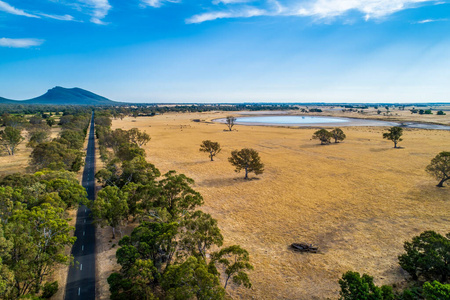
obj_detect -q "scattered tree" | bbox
[398,231,450,282]
[199,140,221,161]
[128,128,151,147]
[211,245,254,290]
[437,111,446,116]
[426,151,450,187]
[46,118,56,127]
[0,127,24,155]
[312,129,332,145]
[331,128,346,143]
[225,116,236,131]
[383,126,403,148]
[228,148,264,179]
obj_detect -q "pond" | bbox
[214,115,450,130]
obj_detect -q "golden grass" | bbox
[108,112,450,299]
[0,126,61,177]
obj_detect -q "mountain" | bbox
[0,87,117,105]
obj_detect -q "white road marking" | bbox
[80,264,83,271]
[83,231,85,236]
[82,245,84,251]
[78,287,80,296]
[84,219,86,223]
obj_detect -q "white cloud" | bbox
[0,0,40,18]
[80,0,111,24]
[187,7,266,23]
[291,0,439,20]
[187,0,442,23]
[141,0,181,8]
[39,13,75,21]
[0,38,44,48]
[213,0,254,4]
[415,18,448,23]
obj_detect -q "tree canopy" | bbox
[228,148,264,179]
[0,126,24,155]
[199,140,221,161]
[331,128,346,143]
[426,151,450,187]
[312,129,332,145]
[383,126,403,148]
[225,116,236,131]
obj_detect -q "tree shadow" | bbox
[199,176,260,187]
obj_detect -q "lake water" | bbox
[214,115,450,130]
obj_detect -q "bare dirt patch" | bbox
[110,112,450,299]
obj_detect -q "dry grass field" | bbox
[111,112,450,299]
[0,126,61,177]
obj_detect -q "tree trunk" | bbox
[394,141,398,148]
[244,168,248,179]
[437,177,449,187]
[210,152,214,161]
[112,226,116,239]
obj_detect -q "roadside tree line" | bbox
[0,109,91,299]
[92,113,254,299]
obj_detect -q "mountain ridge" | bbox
[0,87,117,105]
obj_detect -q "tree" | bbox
[0,126,24,155]
[225,116,236,131]
[154,171,204,221]
[6,203,75,295]
[46,118,56,127]
[331,128,346,143]
[29,115,44,126]
[180,211,223,259]
[27,128,50,148]
[162,256,225,300]
[437,111,446,116]
[128,128,151,147]
[338,271,394,300]
[383,126,403,148]
[211,245,253,290]
[312,129,332,145]
[199,140,221,161]
[108,259,158,300]
[91,186,129,239]
[228,148,264,179]
[398,231,450,282]
[423,281,450,300]
[426,151,450,187]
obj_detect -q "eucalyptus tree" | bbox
[199,140,221,161]
[426,151,450,187]
[228,148,264,179]
[383,126,403,148]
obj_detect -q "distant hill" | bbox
[0,87,117,105]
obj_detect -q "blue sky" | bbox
[0,0,449,103]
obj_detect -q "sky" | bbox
[0,0,449,103]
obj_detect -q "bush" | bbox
[42,281,58,298]
[437,111,446,115]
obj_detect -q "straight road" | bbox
[65,112,96,300]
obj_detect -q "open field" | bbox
[0,126,61,177]
[111,112,450,299]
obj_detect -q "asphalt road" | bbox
[65,112,96,300]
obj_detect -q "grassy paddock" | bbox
[111,112,450,299]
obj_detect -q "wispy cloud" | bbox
[80,0,111,24]
[141,0,181,8]
[187,7,266,23]
[187,0,443,23]
[213,0,254,4]
[415,18,448,23]
[0,38,44,48]
[0,0,40,18]
[39,13,75,21]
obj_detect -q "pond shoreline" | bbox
[212,115,450,131]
